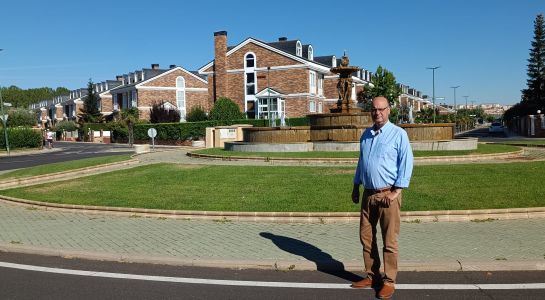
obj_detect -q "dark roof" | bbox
[314,55,336,67]
[266,39,299,56]
[190,71,207,81]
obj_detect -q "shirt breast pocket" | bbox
[377,142,397,160]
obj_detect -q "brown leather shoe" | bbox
[351,277,375,288]
[377,284,395,299]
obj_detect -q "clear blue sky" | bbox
[0,0,543,105]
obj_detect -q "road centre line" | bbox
[1,261,545,290]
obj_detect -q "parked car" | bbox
[489,122,504,133]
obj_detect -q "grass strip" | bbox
[0,154,132,180]
[1,161,543,212]
[192,143,520,158]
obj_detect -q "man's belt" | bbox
[364,186,392,194]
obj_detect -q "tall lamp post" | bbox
[0,48,9,156]
[426,66,440,123]
[450,85,460,128]
[463,95,469,109]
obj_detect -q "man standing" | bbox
[351,96,413,299]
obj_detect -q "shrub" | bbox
[150,101,180,123]
[209,98,244,121]
[55,120,78,132]
[186,106,208,122]
[7,108,36,127]
[0,127,42,149]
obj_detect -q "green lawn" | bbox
[494,140,545,146]
[2,161,544,212]
[192,143,520,158]
[0,154,132,180]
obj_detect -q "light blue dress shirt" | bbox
[353,121,413,190]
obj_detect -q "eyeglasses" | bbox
[371,107,390,113]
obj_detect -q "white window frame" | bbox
[309,71,316,95]
[318,73,323,96]
[244,52,257,114]
[176,76,186,122]
[318,101,323,113]
[296,41,302,57]
[309,100,316,113]
[308,45,313,60]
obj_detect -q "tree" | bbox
[7,108,36,127]
[522,14,545,107]
[78,79,103,123]
[209,97,244,120]
[121,107,140,146]
[0,86,69,108]
[362,65,401,107]
[149,101,180,123]
[186,106,208,122]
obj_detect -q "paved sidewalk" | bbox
[1,201,544,271]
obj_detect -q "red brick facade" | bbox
[202,32,336,118]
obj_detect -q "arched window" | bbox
[296,41,302,57]
[245,53,255,68]
[244,52,257,118]
[308,45,313,60]
[176,76,186,122]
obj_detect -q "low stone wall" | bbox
[225,142,313,152]
[410,138,478,151]
[243,127,310,143]
[400,123,455,141]
[226,138,476,152]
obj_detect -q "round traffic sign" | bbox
[147,128,157,138]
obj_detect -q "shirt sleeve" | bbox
[394,130,413,188]
[353,135,364,185]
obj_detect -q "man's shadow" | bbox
[260,232,362,282]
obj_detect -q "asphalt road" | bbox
[0,252,544,299]
[0,142,133,171]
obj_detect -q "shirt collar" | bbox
[371,121,391,136]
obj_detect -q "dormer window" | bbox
[332,56,337,67]
[308,45,313,60]
[296,41,302,57]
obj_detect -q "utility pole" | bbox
[426,66,440,123]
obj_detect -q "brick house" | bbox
[109,64,209,120]
[198,31,371,120]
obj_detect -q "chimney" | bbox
[213,31,228,101]
[169,64,176,69]
[151,63,160,70]
[278,37,288,42]
[115,75,123,81]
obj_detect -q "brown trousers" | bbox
[359,189,402,285]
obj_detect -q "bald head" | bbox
[372,96,389,108]
[371,96,391,128]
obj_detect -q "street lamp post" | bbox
[463,95,469,109]
[450,85,460,129]
[426,66,440,123]
[0,49,9,156]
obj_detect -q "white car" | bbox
[488,122,504,133]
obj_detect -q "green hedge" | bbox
[0,127,42,149]
[84,117,309,143]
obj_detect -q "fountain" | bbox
[227,55,475,152]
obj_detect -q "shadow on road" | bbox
[260,232,362,282]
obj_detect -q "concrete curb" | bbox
[1,195,544,223]
[1,242,544,272]
[186,150,525,164]
[0,159,140,190]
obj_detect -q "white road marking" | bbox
[1,261,544,290]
